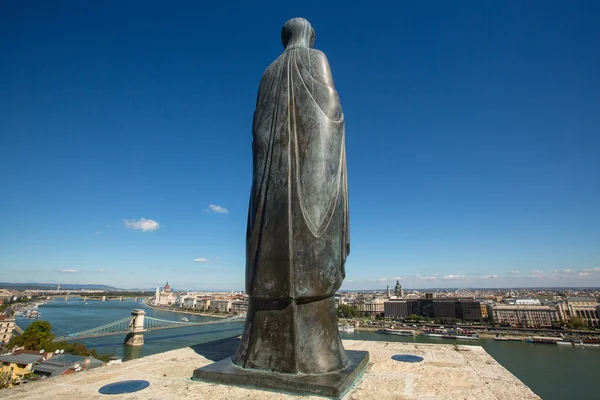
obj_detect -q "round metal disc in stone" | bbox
[391,354,424,363]
[98,380,150,395]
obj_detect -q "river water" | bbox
[17,298,598,400]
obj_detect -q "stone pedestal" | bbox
[193,350,369,399]
[124,309,146,347]
[124,331,144,346]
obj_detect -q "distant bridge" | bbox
[455,288,474,297]
[53,309,245,346]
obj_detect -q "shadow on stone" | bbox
[189,336,241,362]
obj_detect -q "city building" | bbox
[209,300,232,313]
[34,354,103,378]
[558,297,599,326]
[515,299,542,306]
[0,315,16,346]
[152,282,177,306]
[480,301,489,319]
[0,353,43,385]
[384,299,408,318]
[356,298,384,316]
[488,304,560,328]
[457,299,484,321]
[179,295,198,309]
[231,300,249,315]
[383,298,484,321]
[196,298,212,311]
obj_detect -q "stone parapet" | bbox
[2,339,540,399]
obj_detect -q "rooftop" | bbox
[567,297,598,303]
[1,338,539,399]
[0,353,43,365]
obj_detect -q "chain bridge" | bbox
[53,309,245,346]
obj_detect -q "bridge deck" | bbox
[53,316,244,342]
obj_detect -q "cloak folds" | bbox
[246,46,349,301]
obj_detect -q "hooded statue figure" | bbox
[233,17,350,375]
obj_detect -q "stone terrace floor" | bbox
[2,338,540,399]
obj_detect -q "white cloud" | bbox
[581,267,600,273]
[208,204,228,214]
[552,269,572,275]
[478,274,499,279]
[377,278,389,282]
[508,270,521,275]
[58,269,79,273]
[442,274,465,281]
[194,258,210,263]
[97,269,105,273]
[578,268,600,278]
[124,218,160,232]
[528,270,545,277]
[418,274,438,281]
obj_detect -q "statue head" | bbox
[281,18,316,50]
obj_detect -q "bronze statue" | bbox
[233,16,350,374]
[194,18,367,397]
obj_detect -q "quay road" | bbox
[343,319,600,340]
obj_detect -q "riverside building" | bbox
[152,282,177,306]
[383,298,484,321]
[0,315,16,346]
[488,304,560,328]
[558,297,599,326]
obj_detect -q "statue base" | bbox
[193,350,369,399]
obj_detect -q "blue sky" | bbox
[1,1,599,290]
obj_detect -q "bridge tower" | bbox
[101,295,106,301]
[124,309,146,346]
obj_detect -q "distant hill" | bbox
[0,282,122,291]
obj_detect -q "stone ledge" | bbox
[1,339,540,399]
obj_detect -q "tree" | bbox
[0,371,11,389]
[337,304,360,318]
[8,321,112,362]
[568,316,588,330]
[8,320,54,350]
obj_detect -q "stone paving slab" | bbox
[1,339,540,399]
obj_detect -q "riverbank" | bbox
[143,301,229,318]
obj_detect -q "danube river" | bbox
[17,298,598,400]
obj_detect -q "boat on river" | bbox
[338,324,355,333]
[526,336,563,344]
[181,317,189,322]
[377,328,415,336]
[421,327,479,340]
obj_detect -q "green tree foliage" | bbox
[337,304,361,318]
[8,320,111,361]
[8,320,54,350]
[406,314,425,322]
[568,316,588,330]
[0,371,11,389]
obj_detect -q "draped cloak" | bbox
[246,46,349,301]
